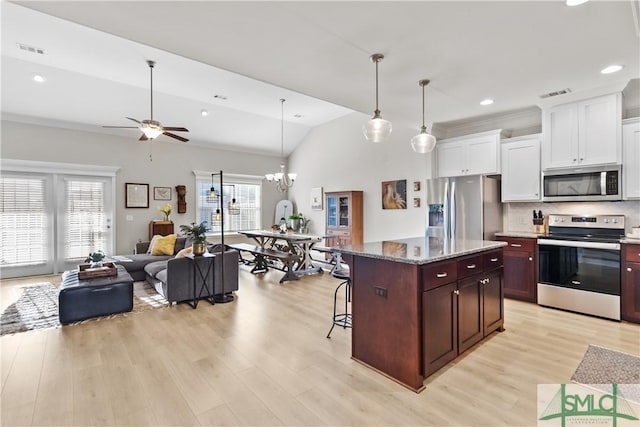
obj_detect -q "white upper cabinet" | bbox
[436,129,501,178]
[623,118,640,200]
[501,134,541,202]
[542,93,621,170]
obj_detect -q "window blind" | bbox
[63,179,106,260]
[0,176,48,267]
[196,179,261,233]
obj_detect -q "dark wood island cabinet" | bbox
[336,238,506,392]
[622,242,640,323]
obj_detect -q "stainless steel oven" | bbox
[537,214,624,320]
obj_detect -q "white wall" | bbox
[288,112,435,242]
[1,120,286,254]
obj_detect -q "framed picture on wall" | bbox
[311,187,323,210]
[125,183,149,208]
[381,179,407,209]
[154,186,172,201]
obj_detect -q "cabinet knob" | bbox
[573,158,577,162]
[580,158,584,161]
[529,257,533,261]
[454,289,460,295]
[628,267,633,272]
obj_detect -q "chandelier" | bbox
[265,99,296,192]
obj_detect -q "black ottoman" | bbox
[59,265,134,324]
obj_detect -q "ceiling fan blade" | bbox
[162,126,189,132]
[139,134,149,141]
[126,117,142,124]
[163,131,189,142]
[102,125,138,129]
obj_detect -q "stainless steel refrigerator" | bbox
[426,175,502,241]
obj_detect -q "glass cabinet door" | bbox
[327,196,338,227]
[339,196,350,227]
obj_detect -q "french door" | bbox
[1,171,114,278]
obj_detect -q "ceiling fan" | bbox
[103,60,189,142]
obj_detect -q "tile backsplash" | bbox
[504,201,640,234]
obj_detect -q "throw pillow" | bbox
[146,234,160,254]
[150,234,177,256]
[175,246,193,258]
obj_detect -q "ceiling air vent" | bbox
[16,43,45,55]
[539,88,572,99]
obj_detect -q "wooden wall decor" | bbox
[175,185,187,213]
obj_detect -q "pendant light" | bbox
[363,53,392,143]
[410,79,437,154]
[265,99,296,192]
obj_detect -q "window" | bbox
[0,175,48,267]
[195,173,262,233]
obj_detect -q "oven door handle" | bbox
[537,238,620,251]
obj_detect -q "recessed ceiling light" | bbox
[601,64,623,74]
[33,74,45,83]
[566,0,589,6]
[480,99,494,106]
[200,109,209,116]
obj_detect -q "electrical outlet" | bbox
[374,286,387,298]
[126,215,133,221]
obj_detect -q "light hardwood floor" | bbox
[1,267,639,426]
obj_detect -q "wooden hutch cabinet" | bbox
[622,243,640,323]
[325,191,363,248]
[149,221,174,240]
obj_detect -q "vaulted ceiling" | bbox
[2,1,638,155]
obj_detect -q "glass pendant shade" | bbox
[411,129,437,153]
[364,53,391,143]
[411,79,437,153]
[363,116,392,143]
[141,125,163,139]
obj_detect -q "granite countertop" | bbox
[621,238,640,245]
[333,237,506,265]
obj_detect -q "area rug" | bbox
[571,344,640,403]
[0,281,169,336]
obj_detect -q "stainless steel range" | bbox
[537,214,624,320]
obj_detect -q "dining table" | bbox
[237,229,325,280]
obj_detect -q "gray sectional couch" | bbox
[120,237,239,304]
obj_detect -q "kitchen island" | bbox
[334,237,507,392]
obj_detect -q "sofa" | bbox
[120,237,239,304]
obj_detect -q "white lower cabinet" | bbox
[501,134,541,202]
[623,118,640,200]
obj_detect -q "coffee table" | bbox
[58,264,134,324]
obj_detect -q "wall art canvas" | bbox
[381,179,407,209]
[310,187,323,210]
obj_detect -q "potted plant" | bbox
[288,213,303,231]
[179,221,209,255]
[156,203,172,222]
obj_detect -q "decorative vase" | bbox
[192,242,206,256]
[289,219,300,231]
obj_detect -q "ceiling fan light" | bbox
[363,117,392,143]
[141,126,163,139]
[411,131,437,154]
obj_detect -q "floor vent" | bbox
[16,43,45,55]
[539,88,572,99]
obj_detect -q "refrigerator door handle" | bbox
[450,181,456,240]
[443,180,450,240]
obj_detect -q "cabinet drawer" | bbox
[624,244,640,263]
[498,237,535,252]
[457,254,483,279]
[483,250,503,270]
[422,260,457,291]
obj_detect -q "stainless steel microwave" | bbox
[542,165,621,202]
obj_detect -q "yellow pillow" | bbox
[174,246,193,258]
[150,234,177,256]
